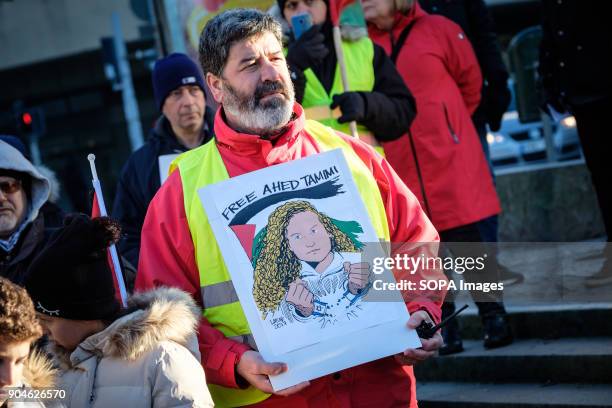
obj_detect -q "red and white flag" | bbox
[88,154,128,307]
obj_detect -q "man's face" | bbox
[161,85,206,134]
[284,0,328,26]
[0,176,27,240]
[286,211,333,263]
[207,31,295,135]
[0,340,30,394]
[361,0,395,22]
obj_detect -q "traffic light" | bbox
[20,111,33,132]
[15,107,45,136]
[101,37,121,90]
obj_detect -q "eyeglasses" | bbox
[0,179,22,195]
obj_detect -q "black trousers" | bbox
[572,96,612,238]
[440,222,506,318]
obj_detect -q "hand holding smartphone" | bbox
[291,13,313,40]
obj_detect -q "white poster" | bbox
[199,149,420,390]
[158,153,180,185]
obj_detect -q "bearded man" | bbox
[136,8,444,408]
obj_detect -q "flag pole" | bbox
[87,154,128,308]
[331,8,359,138]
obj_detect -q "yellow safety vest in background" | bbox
[172,120,390,407]
[301,37,375,138]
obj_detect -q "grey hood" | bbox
[0,140,50,224]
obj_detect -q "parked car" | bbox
[486,124,522,168]
[488,81,582,168]
[553,115,582,161]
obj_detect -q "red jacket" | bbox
[369,3,501,232]
[136,104,445,407]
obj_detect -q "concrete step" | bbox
[414,337,612,383]
[454,303,612,340]
[416,382,612,408]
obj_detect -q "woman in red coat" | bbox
[363,0,513,353]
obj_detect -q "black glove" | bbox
[331,92,365,123]
[286,24,329,72]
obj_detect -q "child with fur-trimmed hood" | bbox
[1,276,59,407]
[24,214,214,407]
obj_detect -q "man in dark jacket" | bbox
[112,53,213,271]
[419,0,514,240]
[0,137,53,286]
[418,0,522,354]
[539,0,612,287]
[419,0,524,252]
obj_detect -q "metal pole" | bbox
[160,0,187,53]
[540,111,556,162]
[146,0,165,56]
[28,133,42,166]
[112,12,144,151]
[87,154,129,307]
[332,26,358,138]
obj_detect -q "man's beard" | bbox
[222,79,295,137]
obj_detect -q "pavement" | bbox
[415,238,612,408]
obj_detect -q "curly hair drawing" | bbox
[253,201,358,316]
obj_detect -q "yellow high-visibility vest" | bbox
[301,37,375,138]
[171,119,390,407]
[299,37,384,155]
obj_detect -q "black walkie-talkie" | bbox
[416,304,469,339]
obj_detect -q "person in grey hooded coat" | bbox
[0,137,54,286]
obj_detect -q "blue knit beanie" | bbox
[152,53,205,111]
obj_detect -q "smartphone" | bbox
[291,13,313,40]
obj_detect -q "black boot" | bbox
[483,314,513,349]
[439,314,464,355]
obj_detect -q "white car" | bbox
[554,115,582,161]
[488,85,582,168]
[487,125,522,168]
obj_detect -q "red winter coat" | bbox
[369,3,500,232]
[136,103,446,407]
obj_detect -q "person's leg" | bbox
[440,222,513,352]
[573,97,612,286]
[477,214,498,243]
[573,97,612,236]
[474,119,525,285]
[438,227,465,355]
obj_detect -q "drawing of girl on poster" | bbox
[252,200,372,328]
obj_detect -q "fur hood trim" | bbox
[51,287,200,368]
[22,349,57,389]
